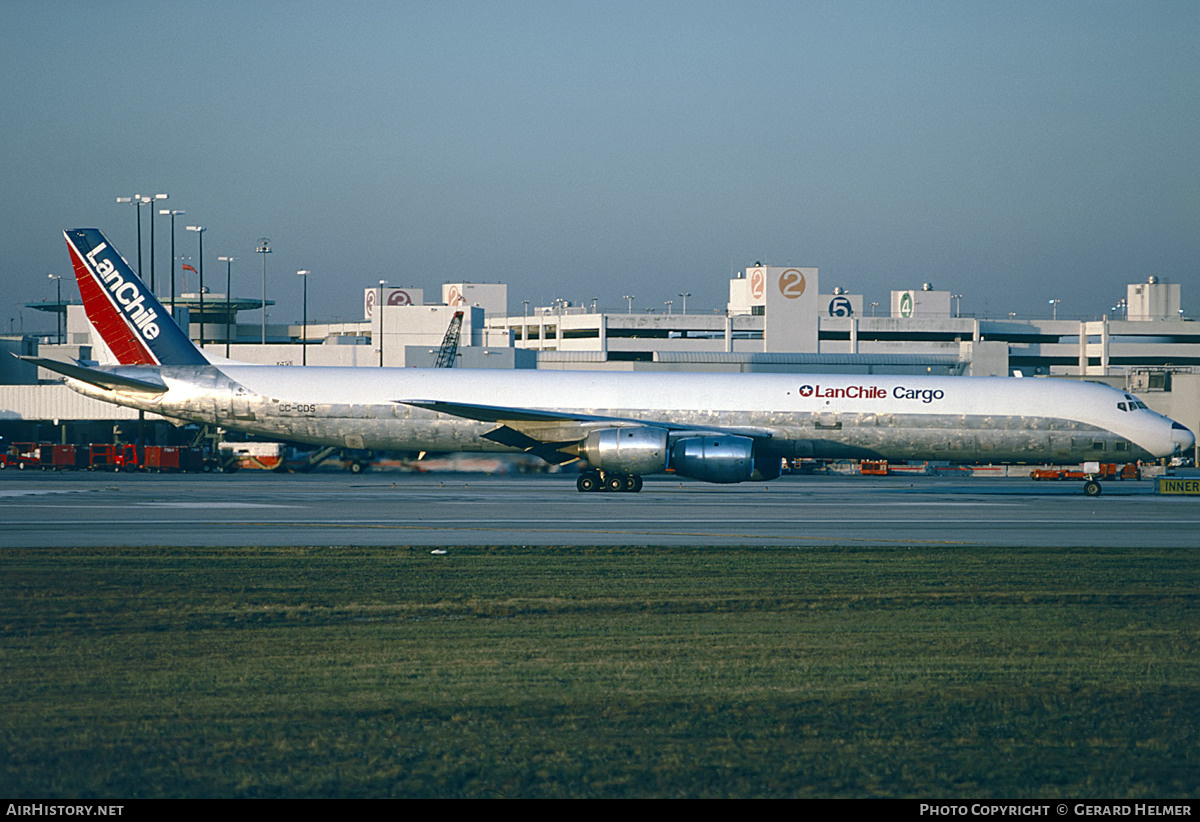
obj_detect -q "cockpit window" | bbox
[1117,402,1127,412]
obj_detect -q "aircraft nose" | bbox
[1171,421,1195,456]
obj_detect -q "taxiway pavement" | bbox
[1,471,1196,548]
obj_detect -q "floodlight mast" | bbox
[186,225,206,348]
[147,193,168,293]
[159,209,185,313]
[256,238,272,344]
[297,269,311,365]
[219,256,237,358]
[48,274,63,344]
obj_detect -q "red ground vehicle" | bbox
[5,442,48,469]
[1030,463,1140,481]
[42,444,88,470]
[88,443,118,470]
[4,442,209,472]
[142,445,205,472]
[85,444,142,471]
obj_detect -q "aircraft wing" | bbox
[397,398,775,464]
[398,399,608,424]
[18,356,169,394]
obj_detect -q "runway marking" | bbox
[137,501,297,509]
[218,522,979,545]
[8,517,1200,526]
[0,489,97,498]
[256,517,1199,526]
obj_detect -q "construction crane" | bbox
[434,310,464,368]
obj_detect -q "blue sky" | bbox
[3,0,1197,331]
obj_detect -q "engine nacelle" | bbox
[582,426,669,475]
[669,435,755,483]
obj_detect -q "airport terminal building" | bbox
[3,263,1197,461]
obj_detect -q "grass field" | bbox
[1,544,1197,798]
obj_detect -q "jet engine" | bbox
[669,435,755,483]
[582,427,776,485]
[581,426,669,475]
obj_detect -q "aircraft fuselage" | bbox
[64,364,1186,467]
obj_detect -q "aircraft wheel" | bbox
[605,475,627,493]
[626,475,643,493]
[349,461,363,474]
[1083,480,1102,497]
[577,472,600,493]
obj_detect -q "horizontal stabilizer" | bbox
[19,356,168,394]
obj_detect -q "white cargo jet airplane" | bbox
[27,228,1195,496]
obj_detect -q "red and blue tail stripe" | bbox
[64,228,208,366]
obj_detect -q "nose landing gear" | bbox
[577,470,643,493]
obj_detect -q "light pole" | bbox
[297,270,311,366]
[48,274,62,344]
[664,299,673,315]
[678,292,690,314]
[1049,298,1061,321]
[159,209,184,313]
[623,294,635,314]
[952,293,962,317]
[255,238,271,344]
[378,280,386,367]
[219,256,237,358]
[186,226,206,348]
[146,193,167,293]
[116,195,145,276]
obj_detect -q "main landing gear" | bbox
[1083,479,1102,497]
[577,470,643,493]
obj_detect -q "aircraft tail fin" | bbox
[63,228,209,366]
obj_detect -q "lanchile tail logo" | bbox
[64,228,207,366]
